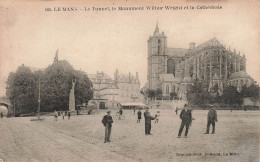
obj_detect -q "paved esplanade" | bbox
[0,118,137,162]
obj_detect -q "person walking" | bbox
[62,111,65,120]
[137,109,142,123]
[54,110,58,121]
[175,107,178,115]
[204,105,218,134]
[0,112,3,118]
[119,108,123,120]
[154,111,160,124]
[102,111,113,143]
[144,108,155,135]
[177,104,192,138]
[68,110,71,120]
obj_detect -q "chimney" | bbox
[189,42,195,50]
[136,72,139,80]
[114,69,118,81]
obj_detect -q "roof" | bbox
[229,71,251,80]
[101,83,119,90]
[120,103,148,107]
[166,37,223,58]
[87,73,112,80]
[167,48,189,57]
[182,76,192,83]
[193,37,222,52]
[212,73,221,80]
[159,74,175,82]
[159,74,181,83]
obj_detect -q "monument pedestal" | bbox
[69,80,76,111]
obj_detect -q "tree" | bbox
[155,88,163,100]
[241,84,259,102]
[40,60,94,112]
[6,59,94,115]
[40,60,75,111]
[187,79,211,105]
[146,89,156,100]
[74,70,93,106]
[221,85,242,106]
[6,65,38,116]
[170,92,178,100]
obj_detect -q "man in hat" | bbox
[102,111,113,143]
[178,104,192,138]
[144,107,155,135]
[137,108,142,123]
[204,105,218,134]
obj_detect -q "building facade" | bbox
[114,69,142,103]
[87,70,142,109]
[87,72,119,109]
[147,24,256,98]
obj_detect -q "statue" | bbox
[69,79,76,111]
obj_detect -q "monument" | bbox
[69,79,76,111]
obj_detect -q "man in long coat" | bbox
[102,111,113,143]
[144,108,155,135]
[205,105,218,134]
[178,104,192,138]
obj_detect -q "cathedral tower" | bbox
[147,22,167,90]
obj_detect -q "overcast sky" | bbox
[0,0,259,96]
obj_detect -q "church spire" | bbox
[154,21,159,33]
[54,49,59,63]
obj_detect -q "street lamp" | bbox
[31,80,44,121]
[37,81,41,119]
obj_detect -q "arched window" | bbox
[167,59,175,76]
[166,84,170,94]
[158,39,161,54]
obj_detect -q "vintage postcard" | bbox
[0,0,259,162]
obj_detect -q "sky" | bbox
[0,0,259,96]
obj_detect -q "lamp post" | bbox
[13,98,15,117]
[37,81,41,119]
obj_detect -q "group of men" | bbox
[101,104,218,142]
[54,110,71,121]
[177,104,218,138]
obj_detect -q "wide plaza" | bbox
[0,109,259,162]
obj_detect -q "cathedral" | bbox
[147,23,256,99]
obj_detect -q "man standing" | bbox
[137,109,142,123]
[119,108,123,120]
[102,111,113,143]
[68,110,71,120]
[144,108,155,135]
[54,110,58,121]
[62,111,65,120]
[205,105,218,134]
[178,104,192,138]
[175,107,178,115]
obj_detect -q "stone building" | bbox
[114,69,142,103]
[147,23,256,98]
[87,70,142,109]
[87,72,119,109]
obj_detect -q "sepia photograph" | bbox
[0,0,259,161]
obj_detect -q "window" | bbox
[166,84,169,94]
[158,39,161,54]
